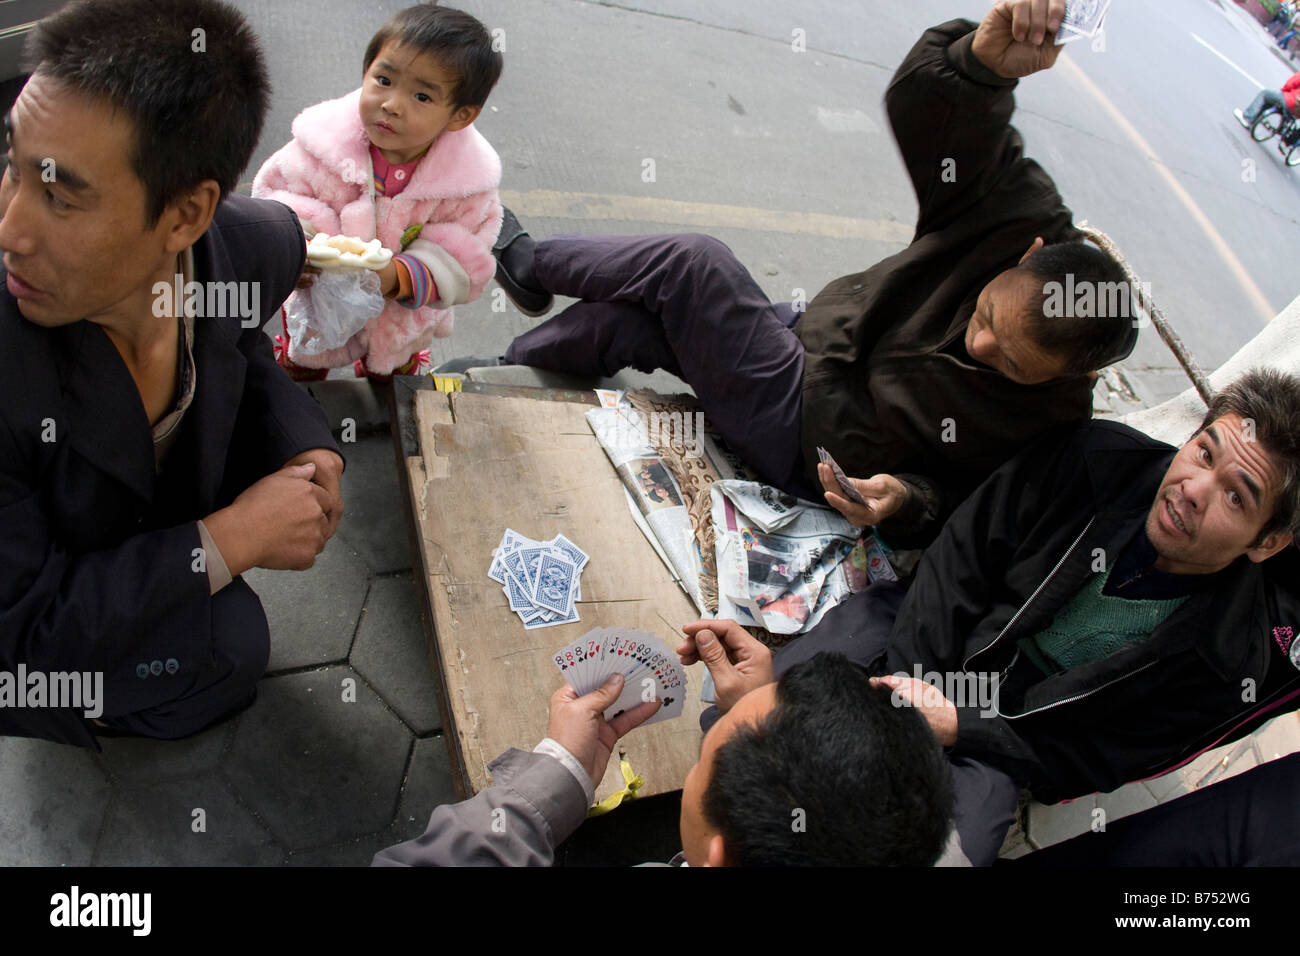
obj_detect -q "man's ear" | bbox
[1018,236,1045,264]
[704,833,728,868]
[1246,529,1295,564]
[445,104,482,132]
[161,179,221,254]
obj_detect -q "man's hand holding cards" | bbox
[816,447,910,527]
[553,628,686,728]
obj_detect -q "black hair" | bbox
[1197,368,1300,541]
[702,653,954,866]
[22,0,270,226]
[363,5,503,110]
[1019,240,1141,375]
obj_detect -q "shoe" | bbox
[359,350,431,384]
[1234,108,1249,128]
[431,355,510,375]
[493,207,554,317]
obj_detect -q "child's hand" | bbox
[378,260,399,297]
[296,263,321,289]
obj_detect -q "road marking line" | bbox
[499,189,913,243]
[1191,32,1263,89]
[1059,54,1276,324]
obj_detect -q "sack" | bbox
[285,268,385,357]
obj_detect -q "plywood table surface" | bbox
[405,388,705,803]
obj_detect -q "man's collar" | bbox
[1104,523,1230,600]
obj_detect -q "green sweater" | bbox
[1019,568,1189,675]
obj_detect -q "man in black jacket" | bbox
[481,0,1138,547]
[697,368,1300,865]
[0,0,342,747]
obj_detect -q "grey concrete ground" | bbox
[3,0,1299,866]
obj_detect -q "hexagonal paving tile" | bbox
[334,432,413,575]
[224,667,412,849]
[245,537,371,671]
[350,574,443,735]
[392,735,458,843]
[95,775,283,865]
[0,736,111,865]
[93,718,235,785]
[286,830,402,866]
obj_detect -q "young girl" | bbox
[253,4,503,380]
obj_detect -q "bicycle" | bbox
[1249,106,1300,167]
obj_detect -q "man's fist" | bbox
[204,463,331,575]
[972,0,1067,79]
[678,619,774,715]
[283,448,344,539]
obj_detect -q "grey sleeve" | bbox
[371,748,590,867]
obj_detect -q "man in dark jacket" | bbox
[739,368,1300,864]
[0,0,342,747]
[481,1,1137,546]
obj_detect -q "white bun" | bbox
[306,233,394,271]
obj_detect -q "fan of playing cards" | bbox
[554,628,685,726]
[489,529,588,629]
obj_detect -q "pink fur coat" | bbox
[253,88,502,373]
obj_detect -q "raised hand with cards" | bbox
[972,0,1068,79]
[553,628,686,727]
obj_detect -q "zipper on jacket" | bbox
[963,516,1096,671]
[1001,658,1159,720]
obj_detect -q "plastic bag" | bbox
[284,268,385,357]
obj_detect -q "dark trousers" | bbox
[96,577,269,739]
[504,233,814,497]
[702,581,1021,866]
[1016,751,1300,867]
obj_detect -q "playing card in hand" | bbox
[553,628,685,727]
[816,446,870,507]
[1056,0,1110,44]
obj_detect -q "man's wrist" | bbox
[202,505,256,578]
[955,30,1020,86]
[534,738,596,806]
[196,519,234,594]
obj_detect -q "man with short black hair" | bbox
[0,0,343,746]
[478,1,1136,546]
[373,645,957,867]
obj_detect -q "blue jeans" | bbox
[1244,88,1291,124]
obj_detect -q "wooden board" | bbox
[406,388,705,802]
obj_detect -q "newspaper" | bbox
[586,402,711,613]
[587,394,897,629]
[710,480,896,635]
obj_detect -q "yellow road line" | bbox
[1058,54,1276,324]
[499,188,913,243]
